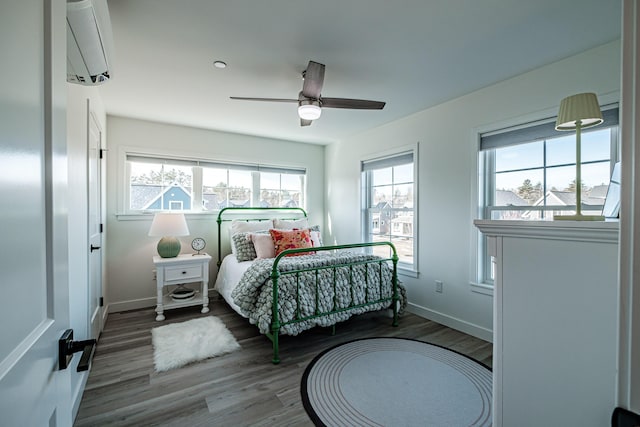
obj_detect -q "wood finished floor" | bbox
[75,295,492,426]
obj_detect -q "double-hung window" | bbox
[478,106,619,284]
[126,154,306,212]
[362,151,416,271]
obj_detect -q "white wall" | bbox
[325,40,621,340]
[105,116,325,312]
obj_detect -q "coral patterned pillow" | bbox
[269,228,314,257]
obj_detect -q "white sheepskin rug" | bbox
[151,316,240,372]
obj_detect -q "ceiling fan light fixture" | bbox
[298,100,321,120]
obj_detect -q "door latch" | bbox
[58,329,97,372]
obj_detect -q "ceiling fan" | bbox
[230,60,386,126]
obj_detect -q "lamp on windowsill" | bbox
[553,92,605,221]
[148,212,190,257]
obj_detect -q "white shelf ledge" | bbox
[474,219,619,243]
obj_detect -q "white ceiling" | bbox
[100,0,621,145]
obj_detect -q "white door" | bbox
[88,111,103,339]
[0,1,73,425]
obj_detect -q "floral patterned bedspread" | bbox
[231,251,406,335]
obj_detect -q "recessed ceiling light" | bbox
[213,60,227,69]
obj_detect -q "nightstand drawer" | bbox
[164,265,202,281]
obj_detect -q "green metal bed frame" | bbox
[216,207,400,364]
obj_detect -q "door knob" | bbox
[58,329,97,372]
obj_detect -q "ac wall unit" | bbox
[66,0,114,85]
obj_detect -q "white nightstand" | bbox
[153,253,212,321]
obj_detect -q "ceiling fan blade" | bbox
[321,97,386,110]
[301,61,325,99]
[300,118,313,127]
[230,96,297,103]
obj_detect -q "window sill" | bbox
[470,281,494,296]
[474,219,619,243]
[398,267,418,279]
[115,212,217,221]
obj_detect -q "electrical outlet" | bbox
[435,280,443,293]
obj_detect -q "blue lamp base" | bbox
[157,236,181,258]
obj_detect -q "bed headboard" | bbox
[216,207,308,267]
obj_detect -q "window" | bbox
[478,107,619,284]
[362,151,416,270]
[259,172,304,209]
[126,154,306,212]
[201,167,253,211]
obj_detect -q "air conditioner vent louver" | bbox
[66,0,114,86]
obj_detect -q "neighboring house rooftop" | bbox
[142,183,192,210]
[130,184,162,209]
[532,189,606,207]
[588,184,609,200]
[374,201,392,210]
[218,199,250,208]
[495,190,529,207]
[202,193,219,211]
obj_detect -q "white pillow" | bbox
[229,219,274,254]
[310,230,322,248]
[231,219,274,234]
[250,233,276,259]
[273,218,309,230]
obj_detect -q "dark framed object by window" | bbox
[602,162,621,219]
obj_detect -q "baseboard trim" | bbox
[71,359,89,423]
[407,302,494,343]
[108,296,156,313]
[107,288,217,314]
[101,305,109,328]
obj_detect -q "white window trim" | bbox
[469,91,620,294]
[470,281,494,296]
[117,145,307,216]
[360,142,419,274]
[471,107,569,291]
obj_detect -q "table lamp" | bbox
[148,212,190,257]
[553,92,604,221]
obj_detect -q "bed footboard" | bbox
[267,242,399,364]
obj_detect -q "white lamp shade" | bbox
[555,92,603,131]
[298,101,322,120]
[148,212,190,237]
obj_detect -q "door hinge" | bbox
[99,148,107,159]
[99,297,104,307]
[100,223,103,233]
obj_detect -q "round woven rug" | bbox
[301,337,492,426]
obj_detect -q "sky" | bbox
[495,128,612,191]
